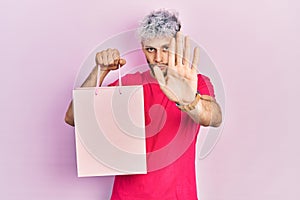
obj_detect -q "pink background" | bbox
[0,0,298,199]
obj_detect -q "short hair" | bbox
[137,9,181,42]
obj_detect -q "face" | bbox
[142,36,173,77]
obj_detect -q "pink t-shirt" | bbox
[109,70,215,200]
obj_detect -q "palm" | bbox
[154,32,200,104]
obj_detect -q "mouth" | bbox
[149,64,168,77]
[152,64,167,71]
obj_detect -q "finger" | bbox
[168,38,175,68]
[192,47,200,73]
[113,58,119,66]
[102,51,108,66]
[176,32,183,66]
[112,49,120,66]
[96,52,103,65]
[153,66,166,87]
[112,49,126,67]
[183,36,190,66]
[107,49,114,65]
[112,58,126,68]
[118,58,126,66]
[112,49,120,60]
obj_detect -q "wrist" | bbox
[176,92,201,112]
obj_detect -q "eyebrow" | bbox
[144,46,155,48]
[144,43,170,48]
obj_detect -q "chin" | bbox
[149,64,168,77]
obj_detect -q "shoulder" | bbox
[197,74,210,82]
[109,71,144,86]
[122,71,145,85]
[197,74,215,97]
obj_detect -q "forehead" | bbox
[142,36,173,48]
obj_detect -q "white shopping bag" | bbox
[72,66,147,177]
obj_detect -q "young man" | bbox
[65,9,222,199]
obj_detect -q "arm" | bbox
[64,48,126,127]
[153,32,222,127]
[181,95,222,127]
[64,67,109,126]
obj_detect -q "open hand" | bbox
[153,32,200,104]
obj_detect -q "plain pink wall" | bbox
[0,0,298,199]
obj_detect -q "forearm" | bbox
[64,66,109,126]
[185,95,222,127]
[81,65,109,87]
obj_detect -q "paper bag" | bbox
[73,84,147,177]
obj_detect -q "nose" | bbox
[154,50,162,63]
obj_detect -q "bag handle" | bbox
[95,63,122,95]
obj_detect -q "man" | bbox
[65,9,222,199]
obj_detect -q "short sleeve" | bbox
[197,74,215,97]
[108,72,143,86]
[108,79,119,87]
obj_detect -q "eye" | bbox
[146,48,155,53]
[162,46,169,52]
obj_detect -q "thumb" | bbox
[153,66,166,87]
[114,58,126,67]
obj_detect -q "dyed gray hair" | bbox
[137,9,181,42]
